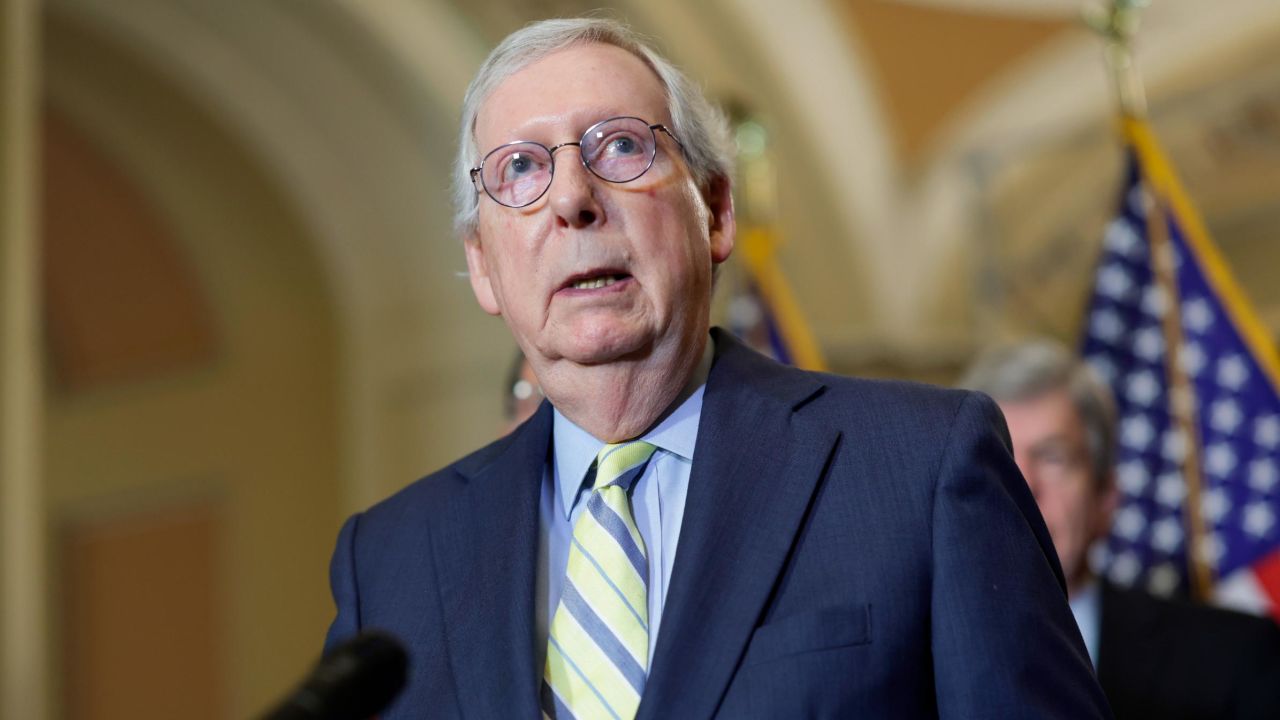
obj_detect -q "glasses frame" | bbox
[469,116,683,209]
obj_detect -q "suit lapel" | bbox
[638,332,840,719]
[431,403,550,719]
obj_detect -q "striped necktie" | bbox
[543,440,657,720]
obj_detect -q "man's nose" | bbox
[548,147,603,229]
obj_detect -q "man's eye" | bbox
[505,154,534,178]
[604,135,640,156]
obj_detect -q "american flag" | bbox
[1081,119,1280,619]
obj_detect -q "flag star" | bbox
[1180,342,1206,376]
[1141,285,1166,317]
[1256,416,1280,449]
[1182,297,1214,334]
[1146,562,1182,597]
[1091,308,1125,344]
[1125,370,1161,406]
[1121,414,1157,450]
[1151,516,1184,553]
[1202,486,1233,523]
[1244,502,1276,538]
[1118,460,1151,495]
[1249,460,1278,493]
[1209,398,1243,435]
[1105,219,1143,258]
[1127,184,1152,217]
[1115,505,1148,540]
[1088,542,1112,574]
[1205,443,1238,478]
[1156,472,1187,508]
[1097,264,1134,300]
[1109,551,1142,586]
[1217,355,1250,391]
[1133,326,1164,363]
[1162,429,1187,463]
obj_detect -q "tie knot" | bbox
[593,440,658,491]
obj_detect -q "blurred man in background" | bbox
[503,349,543,435]
[964,339,1280,719]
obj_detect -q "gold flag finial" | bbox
[1082,0,1150,118]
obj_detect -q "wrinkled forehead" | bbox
[474,42,672,148]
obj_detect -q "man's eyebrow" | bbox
[1029,435,1075,452]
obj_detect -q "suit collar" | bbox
[638,329,839,718]
[432,400,552,718]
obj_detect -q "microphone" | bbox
[261,631,409,720]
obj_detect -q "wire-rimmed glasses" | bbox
[469,116,683,209]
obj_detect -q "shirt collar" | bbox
[551,383,705,520]
[1068,576,1102,669]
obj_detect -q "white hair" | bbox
[452,17,735,239]
[960,339,1119,491]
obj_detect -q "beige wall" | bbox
[2,0,47,718]
[43,12,340,718]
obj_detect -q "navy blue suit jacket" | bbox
[326,330,1112,718]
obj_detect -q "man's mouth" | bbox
[571,275,623,290]
[561,270,631,292]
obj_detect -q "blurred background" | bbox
[2,0,1279,717]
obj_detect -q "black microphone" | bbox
[261,631,409,720]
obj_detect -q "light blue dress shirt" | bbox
[1069,578,1102,669]
[536,384,705,672]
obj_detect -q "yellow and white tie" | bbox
[543,441,657,720]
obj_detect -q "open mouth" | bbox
[561,270,631,292]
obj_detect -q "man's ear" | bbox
[463,234,502,316]
[704,174,735,264]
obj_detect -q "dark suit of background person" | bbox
[1098,581,1280,719]
[963,339,1280,720]
[324,17,1111,720]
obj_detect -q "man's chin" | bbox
[552,329,654,367]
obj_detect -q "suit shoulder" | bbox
[710,328,999,430]
[803,370,1000,434]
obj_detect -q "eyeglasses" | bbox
[469,116,683,209]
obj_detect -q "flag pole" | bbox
[1085,0,1214,600]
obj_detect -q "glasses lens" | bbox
[481,142,553,207]
[581,117,657,183]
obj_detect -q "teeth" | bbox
[572,276,618,290]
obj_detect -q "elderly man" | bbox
[963,339,1280,719]
[325,18,1109,719]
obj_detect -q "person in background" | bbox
[962,338,1280,720]
[503,348,543,434]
